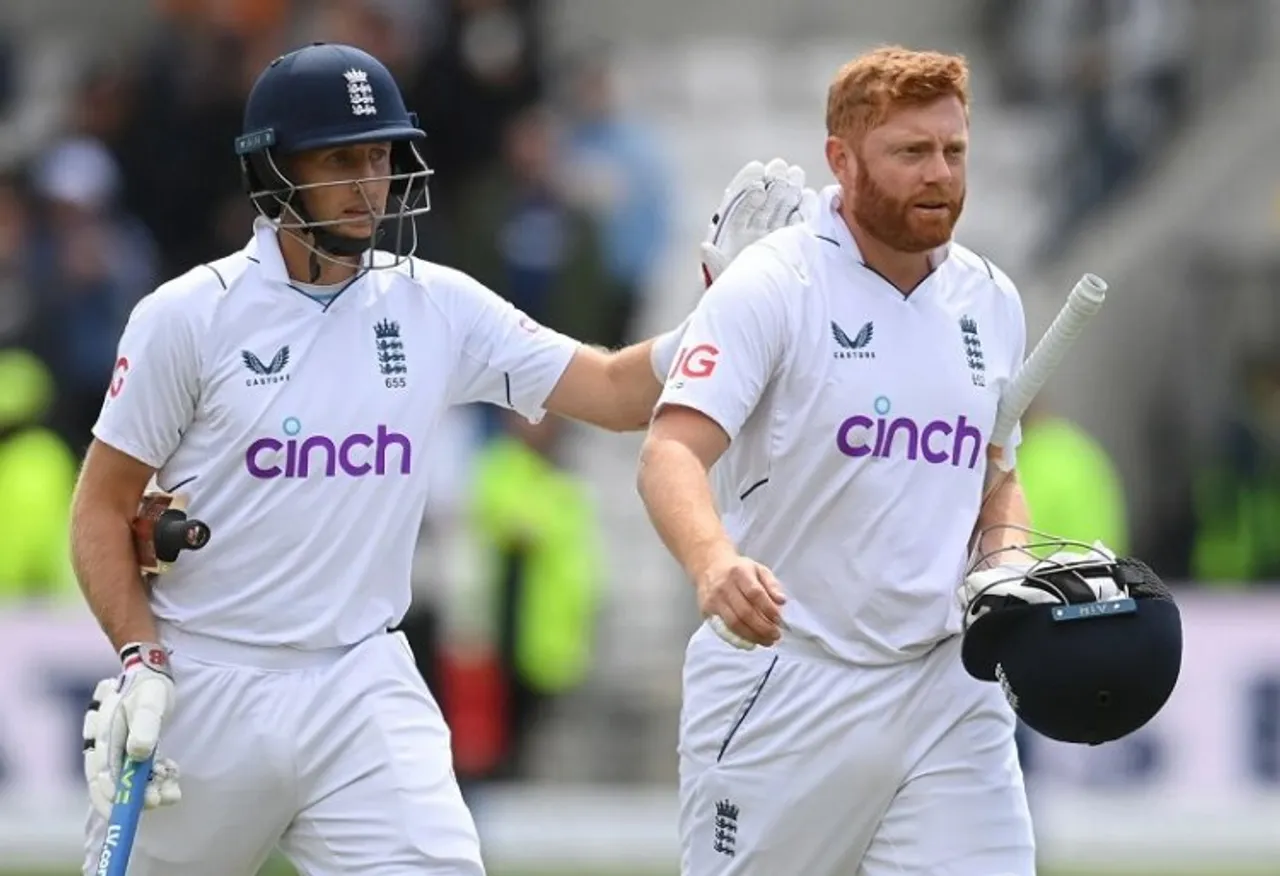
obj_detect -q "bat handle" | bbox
[153,509,211,564]
[96,754,154,875]
[709,615,756,650]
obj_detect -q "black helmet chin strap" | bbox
[286,198,383,261]
[244,142,426,273]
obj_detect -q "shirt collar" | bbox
[245,217,291,285]
[244,216,386,287]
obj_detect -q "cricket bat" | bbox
[94,754,154,876]
[132,490,211,576]
[91,493,211,872]
[988,273,1108,470]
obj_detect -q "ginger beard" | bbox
[851,151,965,253]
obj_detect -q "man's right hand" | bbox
[699,158,817,289]
[82,643,178,816]
[695,553,787,649]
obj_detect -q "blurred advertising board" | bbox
[4,593,1280,800]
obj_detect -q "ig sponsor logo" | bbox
[667,343,720,388]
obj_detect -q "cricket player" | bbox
[73,42,811,875]
[638,47,1040,874]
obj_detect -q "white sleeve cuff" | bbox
[650,316,691,381]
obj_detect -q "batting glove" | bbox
[82,644,180,818]
[700,157,819,288]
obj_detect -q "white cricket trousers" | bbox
[679,624,1036,876]
[83,623,485,876]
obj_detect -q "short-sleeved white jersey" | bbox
[657,186,1027,666]
[94,219,578,649]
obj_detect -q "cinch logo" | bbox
[835,397,983,469]
[245,417,412,479]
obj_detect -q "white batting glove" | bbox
[82,644,180,818]
[700,157,819,288]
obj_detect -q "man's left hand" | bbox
[83,676,182,818]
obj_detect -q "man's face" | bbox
[287,141,393,238]
[828,96,968,253]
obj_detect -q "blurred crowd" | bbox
[978,0,1280,585]
[980,0,1196,257]
[0,0,1276,789]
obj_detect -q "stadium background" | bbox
[1,0,1279,873]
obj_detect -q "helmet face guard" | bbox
[960,525,1183,745]
[962,527,1134,634]
[238,129,432,267]
[234,43,434,271]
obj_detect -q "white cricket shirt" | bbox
[94,219,579,649]
[657,186,1027,665]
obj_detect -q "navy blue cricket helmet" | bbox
[234,42,431,262]
[960,530,1182,746]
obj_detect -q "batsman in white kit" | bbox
[640,47,1040,875]
[72,42,812,875]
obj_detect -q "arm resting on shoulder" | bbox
[544,339,664,432]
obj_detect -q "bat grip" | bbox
[989,274,1108,451]
[709,616,757,650]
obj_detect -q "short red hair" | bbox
[826,46,970,142]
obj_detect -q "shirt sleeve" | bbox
[92,288,201,469]
[446,272,579,423]
[655,243,791,440]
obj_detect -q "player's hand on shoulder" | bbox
[81,645,180,817]
[700,157,819,288]
[696,551,787,649]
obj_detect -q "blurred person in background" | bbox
[460,409,603,784]
[412,0,546,225]
[108,0,294,279]
[1017,399,1129,553]
[452,104,616,348]
[0,348,79,604]
[0,173,39,351]
[305,0,452,260]
[1190,351,1280,584]
[561,44,671,348]
[0,31,15,119]
[26,137,157,454]
[1048,0,1142,246]
[1005,0,1192,257]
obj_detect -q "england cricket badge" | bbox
[959,315,986,387]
